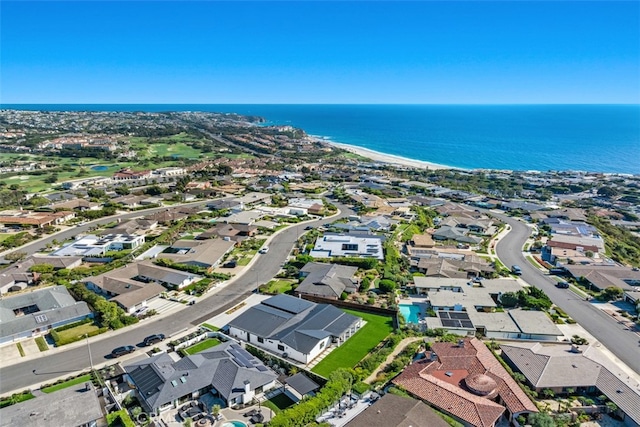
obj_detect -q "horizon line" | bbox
[2,103,639,106]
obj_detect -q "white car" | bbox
[259,247,269,254]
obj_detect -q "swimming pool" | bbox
[90,165,108,171]
[399,304,421,324]
[221,421,248,427]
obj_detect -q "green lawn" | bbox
[0,391,35,408]
[312,310,394,378]
[183,338,221,355]
[260,279,296,294]
[148,142,202,159]
[42,374,92,394]
[55,323,101,342]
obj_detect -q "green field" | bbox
[182,338,221,355]
[312,309,394,378]
[42,374,92,394]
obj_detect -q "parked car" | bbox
[143,334,166,346]
[556,282,570,289]
[111,345,135,357]
[259,246,269,254]
[222,259,237,268]
[511,265,522,275]
[304,226,314,230]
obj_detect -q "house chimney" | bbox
[244,380,251,394]
[458,339,465,348]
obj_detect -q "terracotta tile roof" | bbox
[393,338,537,427]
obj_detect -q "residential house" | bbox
[145,207,197,224]
[415,256,494,279]
[157,238,235,271]
[233,192,272,208]
[207,199,243,212]
[53,233,145,257]
[345,394,450,427]
[136,260,201,289]
[124,341,278,413]
[393,338,538,427]
[0,286,92,344]
[197,223,258,241]
[439,216,495,236]
[113,168,151,181]
[0,210,75,228]
[49,199,101,212]
[310,232,385,260]
[501,342,640,427]
[83,263,165,314]
[295,262,359,299]
[0,255,82,294]
[102,218,158,236]
[562,265,640,292]
[228,294,362,364]
[0,383,104,427]
[431,226,483,245]
[112,195,146,209]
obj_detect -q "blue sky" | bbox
[1,1,639,104]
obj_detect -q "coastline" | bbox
[323,140,452,171]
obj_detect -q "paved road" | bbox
[0,203,352,395]
[493,212,640,375]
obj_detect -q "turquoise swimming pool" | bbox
[222,421,248,427]
[399,304,421,324]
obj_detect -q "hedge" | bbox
[52,317,92,332]
[269,369,354,427]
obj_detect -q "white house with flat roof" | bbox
[53,233,145,257]
[310,233,384,260]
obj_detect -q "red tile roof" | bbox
[393,338,537,427]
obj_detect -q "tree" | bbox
[600,286,623,301]
[528,412,555,427]
[145,185,164,196]
[29,264,55,274]
[378,279,396,293]
[43,174,58,184]
[28,196,50,208]
[499,292,519,307]
[114,185,130,195]
[4,251,27,262]
[542,388,555,399]
[597,186,619,198]
[87,188,107,198]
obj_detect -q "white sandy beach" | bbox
[325,140,450,170]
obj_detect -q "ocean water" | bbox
[3,104,639,174]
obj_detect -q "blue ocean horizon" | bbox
[2,104,639,174]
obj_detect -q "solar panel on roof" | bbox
[438,311,450,319]
[449,312,470,320]
[256,365,268,372]
[441,319,456,327]
[461,320,474,328]
[235,353,252,368]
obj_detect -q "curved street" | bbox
[0,202,352,395]
[493,212,640,375]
